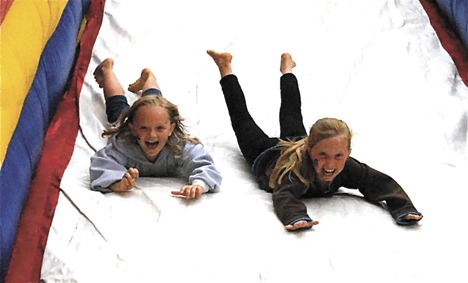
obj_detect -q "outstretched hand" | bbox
[171,184,205,199]
[285,220,320,231]
[110,168,139,192]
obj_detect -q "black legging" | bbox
[219,73,306,166]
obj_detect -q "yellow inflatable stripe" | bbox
[0,0,69,164]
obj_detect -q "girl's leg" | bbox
[208,50,278,165]
[220,75,278,165]
[93,58,129,123]
[278,53,307,139]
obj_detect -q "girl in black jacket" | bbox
[207,50,423,231]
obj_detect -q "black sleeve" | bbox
[271,176,312,225]
[341,157,421,221]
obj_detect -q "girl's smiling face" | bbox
[308,134,351,185]
[129,104,175,162]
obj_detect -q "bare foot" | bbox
[207,50,233,77]
[128,68,159,93]
[285,220,319,231]
[93,58,115,88]
[280,53,296,74]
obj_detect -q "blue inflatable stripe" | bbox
[0,0,91,279]
[435,0,468,48]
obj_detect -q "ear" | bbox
[169,122,176,136]
[128,122,136,136]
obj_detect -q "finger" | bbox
[129,168,139,179]
[128,170,137,180]
[173,185,204,199]
[285,225,293,231]
[121,178,132,191]
[190,187,198,199]
[122,173,130,185]
[113,180,129,192]
[194,188,204,198]
[171,190,187,198]
[122,174,136,190]
[190,186,203,199]
[123,173,133,184]
[177,185,192,198]
[183,189,193,199]
[405,214,423,221]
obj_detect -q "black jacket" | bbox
[252,147,420,225]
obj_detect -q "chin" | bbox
[320,176,334,183]
[144,151,159,161]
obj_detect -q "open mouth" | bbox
[323,168,336,176]
[145,140,160,149]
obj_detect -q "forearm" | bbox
[272,184,311,225]
[358,166,421,223]
[182,144,222,192]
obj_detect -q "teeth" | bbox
[324,169,335,174]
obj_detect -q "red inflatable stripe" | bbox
[420,0,468,86]
[0,0,14,24]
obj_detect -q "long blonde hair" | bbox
[269,118,352,188]
[102,95,200,157]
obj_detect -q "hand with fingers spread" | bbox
[285,220,320,231]
[397,212,424,225]
[405,214,423,221]
[171,184,205,199]
[110,168,139,192]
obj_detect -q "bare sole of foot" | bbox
[207,50,233,77]
[128,68,154,93]
[93,58,114,88]
[207,50,232,65]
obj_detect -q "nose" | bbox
[149,128,158,138]
[323,159,335,169]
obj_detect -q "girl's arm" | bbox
[179,143,223,193]
[89,145,131,193]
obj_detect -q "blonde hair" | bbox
[102,95,200,157]
[269,118,352,189]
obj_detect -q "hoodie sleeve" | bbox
[180,143,222,193]
[89,143,129,193]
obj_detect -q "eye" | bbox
[319,152,328,159]
[335,153,345,159]
[156,126,167,131]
